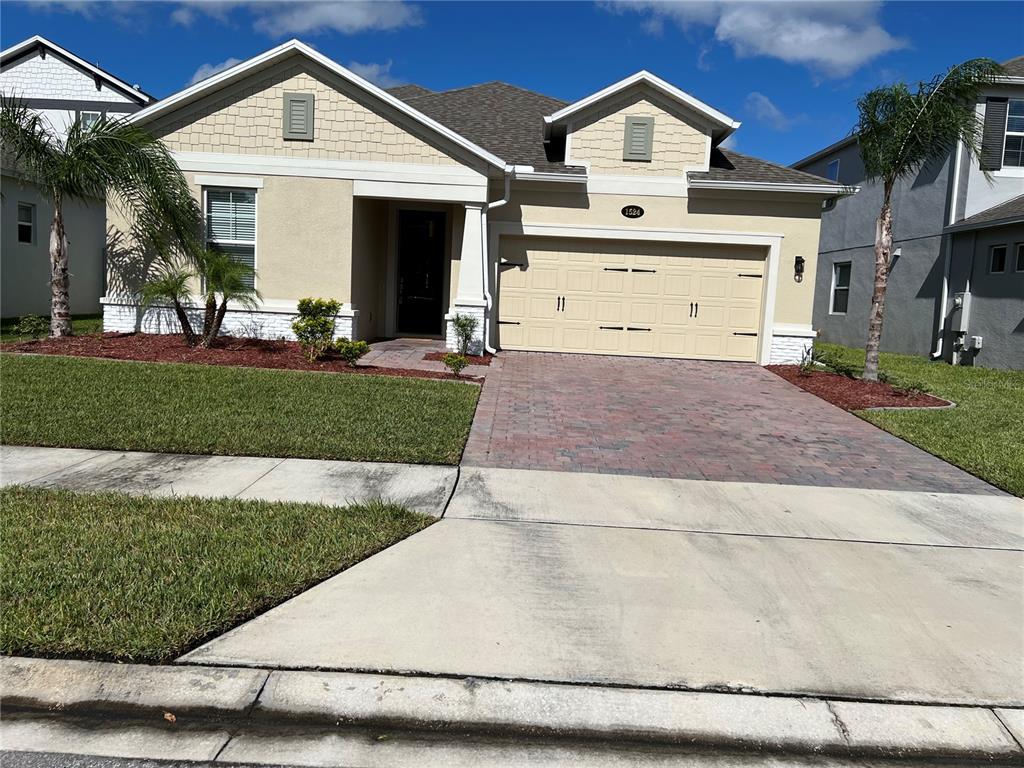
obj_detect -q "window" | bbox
[205,188,256,288]
[282,93,314,141]
[622,116,654,162]
[1004,99,1024,168]
[830,262,851,314]
[826,159,840,182]
[79,110,102,130]
[1016,243,1024,273]
[990,244,1007,274]
[17,203,34,244]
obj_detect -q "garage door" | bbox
[497,237,766,361]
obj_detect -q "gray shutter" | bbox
[623,116,654,161]
[980,97,1007,171]
[282,93,314,141]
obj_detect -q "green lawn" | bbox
[0,314,102,342]
[818,343,1024,496]
[1,486,432,662]
[0,353,479,464]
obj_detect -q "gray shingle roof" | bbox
[692,149,838,186]
[401,81,582,173]
[386,84,432,100]
[946,194,1024,232]
[1002,55,1024,78]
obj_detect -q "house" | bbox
[793,55,1024,370]
[104,39,848,364]
[0,36,152,318]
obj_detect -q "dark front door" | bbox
[397,210,446,335]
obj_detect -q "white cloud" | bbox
[743,91,801,130]
[188,57,243,85]
[603,1,909,77]
[720,133,739,150]
[347,60,403,88]
[169,0,422,36]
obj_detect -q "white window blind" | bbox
[205,188,256,288]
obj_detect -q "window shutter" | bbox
[980,97,1008,171]
[623,116,654,161]
[282,93,314,141]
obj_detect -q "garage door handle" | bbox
[498,320,521,326]
[690,302,698,318]
[733,332,758,336]
[631,268,657,273]
[603,267,629,272]
[626,326,651,332]
[599,325,624,330]
[738,273,763,278]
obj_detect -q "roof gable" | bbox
[0,35,151,103]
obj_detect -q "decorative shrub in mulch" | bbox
[767,365,951,411]
[2,333,480,382]
[423,351,493,366]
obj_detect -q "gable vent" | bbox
[623,116,654,162]
[283,92,314,141]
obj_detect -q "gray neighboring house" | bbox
[0,36,151,319]
[793,55,1024,370]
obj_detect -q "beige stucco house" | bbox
[104,40,848,364]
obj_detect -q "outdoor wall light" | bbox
[794,255,806,283]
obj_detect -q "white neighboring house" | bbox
[0,36,152,319]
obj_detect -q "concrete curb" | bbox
[2,657,1022,763]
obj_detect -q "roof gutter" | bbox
[481,167,514,355]
[687,179,856,196]
[511,167,587,183]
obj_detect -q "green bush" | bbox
[815,348,859,379]
[451,314,479,355]
[291,298,340,362]
[442,353,469,378]
[14,315,49,340]
[333,338,370,367]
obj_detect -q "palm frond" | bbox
[0,97,59,195]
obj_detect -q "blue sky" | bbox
[3,1,1021,165]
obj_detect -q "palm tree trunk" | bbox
[202,293,216,342]
[864,185,894,382]
[48,196,72,337]
[203,299,229,347]
[172,298,197,346]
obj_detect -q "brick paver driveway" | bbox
[462,352,997,494]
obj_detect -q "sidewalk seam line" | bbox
[11,450,109,485]
[441,465,461,519]
[231,458,288,499]
[992,708,1024,752]
[454,515,1023,553]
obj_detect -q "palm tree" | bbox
[142,249,260,348]
[0,99,201,337]
[854,59,1002,381]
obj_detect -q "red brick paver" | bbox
[462,352,998,494]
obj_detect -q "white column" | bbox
[446,203,486,354]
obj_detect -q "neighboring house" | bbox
[104,39,847,364]
[794,55,1024,369]
[0,36,152,318]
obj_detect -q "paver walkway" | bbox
[463,352,997,494]
[361,338,490,379]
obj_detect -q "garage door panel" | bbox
[498,237,766,362]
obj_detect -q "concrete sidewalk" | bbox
[3,656,1022,765]
[0,445,458,516]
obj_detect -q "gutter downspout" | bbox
[480,166,513,354]
[932,139,963,359]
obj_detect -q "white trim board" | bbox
[487,220,783,365]
[194,174,263,189]
[127,39,507,171]
[688,179,854,196]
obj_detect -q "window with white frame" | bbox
[1016,243,1024,272]
[17,203,34,244]
[830,261,851,314]
[990,244,1007,273]
[1005,99,1024,168]
[205,188,256,288]
[79,110,102,130]
[826,159,840,182]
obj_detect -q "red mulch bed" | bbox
[2,333,481,382]
[423,351,493,366]
[767,365,950,411]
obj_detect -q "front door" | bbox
[397,210,446,335]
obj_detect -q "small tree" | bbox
[451,313,479,355]
[854,59,1002,381]
[291,298,340,362]
[442,352,469,378]
[0,100,201,338]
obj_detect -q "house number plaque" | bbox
[621,205,644,219]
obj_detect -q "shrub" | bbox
[14,315,49,340]
[441,353,469,378]
[292,298,340,362]
[815,348,859,379]
[333,338,370,367]
[451,314,478,356]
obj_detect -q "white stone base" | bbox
[769,325,817,364]
[101,297,357,342]
[445,304,486,355]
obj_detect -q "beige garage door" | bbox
[497,237,766,361]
